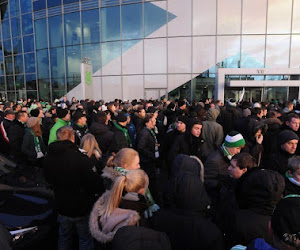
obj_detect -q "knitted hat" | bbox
[56,107,69,119]
[30,108,40,117]
[116,112,128,123]
[178,100,186,108]
[278,130,299,145]
[227,98,237,107]
[187,118,202,130]
[72,110,86,123]
[27,117,39,128]
[177,115,189,125]
[271,195,300,248]
[147,106,158,114]
[224,131,245,148]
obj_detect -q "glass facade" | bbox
[0,0,299,101]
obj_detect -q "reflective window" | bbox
[50,47,65,78]
[52,78,66,100]
[144,2,167,37]
[47,0,61,8]
[35,19,48,50]
[25,74,37,90]
[11,17,21,38]
[67,76,80,92]
[14,55,23,74]
[82,9,100,44]
[101,6,120,42]
[49,15,63,47]
[9,0,20,17]
[3,40,12,55]
[21,0,32,14]
[65,45,81,78]
[6,76,14,90]
[1,3,9,20]
[38,78,50,101]
[241,35,265,68]
[122,4,142,40]
[101,41,120,67]
[22,13,33,35]
[2,20,11,40]
[7,92,16,101]
[0,77,5,91]
[23,35,34,53]
[24,53,35,73]
[64,0,79,4]
[26,91,37,99]
[52,89,66,100]
[82,43,100,73]
[217,36,241,68]
[0,48,3,62]
[36,49,49,79]
[15,75,24,90]
[0,61,4,75]
[33,0,46,11]
[64,12,81,46]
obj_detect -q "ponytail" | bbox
[106,155,115,168]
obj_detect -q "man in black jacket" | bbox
[72,109,88,146]
[0,109,15,156]
[43,126,104,250]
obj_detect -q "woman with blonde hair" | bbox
[80,133,103,172]
[89,169,149,244]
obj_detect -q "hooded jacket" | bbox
[48,118,70,144]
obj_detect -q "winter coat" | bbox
[110,123,131,153]
[89,122,114,155]
[48,118,70,144]
[42,116,55,146]
[72,123,88,146]
[217,106,242,136]
[0,118,14,155]
[43,140,104,217]
[262,118,282,155]
[231,238,277,250]
[7,119,26,160]
[134,117,144,136]
[284,173,300,195]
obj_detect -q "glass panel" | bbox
[144,38,166,74]
[0,47,3,62]
[50,47,65,78]
[290,35,300,68]
[52,78,66,100]
[242,0,267,34]
[2,19,11,40]
[101,6,120,42]
[22,13,33,35]
[36,49,49,79]
[168,37,191,73]
[5,56,13,75]
[21,0,32,14]
[289,87,299,101]
[101,41,121,75]
[168,0,192,36]
[64,12,81,46]
[267,0,292,34]
[35,19,48,50]
[144,1,167,38]
[6,76,15,90]
[7,92,16,102]
[122,75,143,101]
[65,45,81,78]
[26,91,37,100]
[266,35,290,67]
[33,0,46,11]
[102,76,121,101]
[11,17,21,38]
[47,0,61,8]
[16,88,26,101]
[82,9,100,44]
[0,61,4,75]
[64,0,79,4]
[9,0,20,17]
[193,0,216,35]
[14,54,23,74]
[0,76,5,91]
[168,74,193,99]
[49,15,63,48]
[1,3,10,20]
[241,35,265,68]
[263,87,287,101]
[122,3,142,40]
[15,75,24,90]
[23,35,34,53]
[217,0,241,34]
[38,78,50,101]
[24,53,35,73]
[3,40,12,55]
[122,40,143,74]
[66,76,80,92]
[217,36,241,68]
[82,43,100,73]
[25,74,37,90]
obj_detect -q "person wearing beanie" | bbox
[110,112,132,153]
[284,156,300,196]
[176,100,187,116]
[21,116,45,166]
[72,109,88,146]
[48,108,71,144]
[264,130,299,175]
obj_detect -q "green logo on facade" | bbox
[85,71,92,86]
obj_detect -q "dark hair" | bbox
[144,113,154,125]
[96,111,107,124]
[231,152,256,170]
[16,110,27,120]
[266,110,278,119]
[286,113,300,123]
[252,107,262,116]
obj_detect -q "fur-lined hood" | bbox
[101,167,121,182]
[89,191,140,243]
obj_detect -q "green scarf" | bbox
[113,122,132,147]
[29,129,42,155]
[221,143,232,160]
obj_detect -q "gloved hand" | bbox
[144,204,160,219]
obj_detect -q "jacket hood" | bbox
[263,118,282,131]
[47,140,77,155]
[89,191,140,243]
[206,108,220,122]
[101,167,121,182]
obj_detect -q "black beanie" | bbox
[30,108,40,117]
[187,118,202,130]
[178,100,186,108]
[177,115,189,125]
[278,130,299,145]
[116,112,127,123]
[72,110,86,122]
[57,107,69,119]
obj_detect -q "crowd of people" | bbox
[0,96,300,250]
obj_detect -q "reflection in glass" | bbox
[217,36,241,68]
[101,6,120,42]
[24,53,35,73]
[5,56,13,75]
[101,41,120,67]
[1,3,10,20]
[50,47,65,78]
[52,78,66,100]
[7,92,16,102]
[264,87,287,101]
[10,0,20,17]
[65,45,81,78]
[25,74,37,90]
[82,43,100,73]
[23,35,34,53]
[49,15,63,48]
[35,19,48,50]
[0,61,4,75]
[22,13,33,35]
[3,40,12,55]
[26,91,37,100]
[11,17,21,38]
[15,75,24,90]
[36,49,49,79]
[38,78,50,100]
[266,35,290,67]
[64,0,79,4]
[2,20,11,40]
[82,9,100,44]
[6,76,14,90]
[33,0,46,11]
[21,0,32,14]
[0,76,5,91]
[241,35,265,68]
[14,55,23,74]
[64,12,81,46]
[122,4,142,40]
[67,76,80,92]
[144,2,167,37]
[47,0,61,8]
